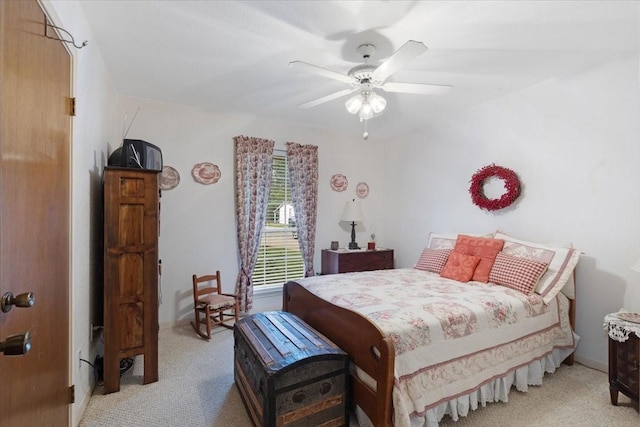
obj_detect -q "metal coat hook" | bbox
[44,18,88,49]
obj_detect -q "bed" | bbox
[282,232,580,427]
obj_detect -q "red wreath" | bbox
[469,164,521,211]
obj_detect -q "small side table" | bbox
[604,313,640,407]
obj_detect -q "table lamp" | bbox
[341,199,364,250]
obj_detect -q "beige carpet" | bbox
[80,325,639,427]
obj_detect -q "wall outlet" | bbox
[77,349,82,371]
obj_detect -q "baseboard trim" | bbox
[164,288,284,330]
[574,354,607,373]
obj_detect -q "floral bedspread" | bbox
[295,268,575,427]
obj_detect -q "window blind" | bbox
[253,152,304,286]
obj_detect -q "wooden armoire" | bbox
[103,167,160,393]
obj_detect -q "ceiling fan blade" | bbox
[381,82,452,95]
[372,40,428,81]
[289,61,355,84]
[299,88,356,109]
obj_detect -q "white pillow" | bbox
[427,232,459,250]
[427,232,493,250]
[494,232,580,304]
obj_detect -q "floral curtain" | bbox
[286,142,318,277]
[234,135,275,312]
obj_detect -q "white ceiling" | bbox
[79,1,639,139]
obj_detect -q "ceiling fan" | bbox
[289,40,452,123]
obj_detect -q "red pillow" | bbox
[440,251,481,282]
[453,235,504,283]
[414,248,451,274]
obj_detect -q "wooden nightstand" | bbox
[321,248,394,275]
[604,313,640,407]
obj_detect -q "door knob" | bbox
[1,292,34,313]
[0,332,31,356]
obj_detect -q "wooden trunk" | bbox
[234,311,349,427]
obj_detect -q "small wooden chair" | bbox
[190,271,239,339]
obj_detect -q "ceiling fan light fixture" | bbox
[291,40,449,136]
[345,94,363,114]
[347,89,385,119]
[358,102,373,120]
[368,91,387,113]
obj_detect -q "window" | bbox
[253,151,304,287]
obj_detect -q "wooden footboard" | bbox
[564,296,576,365]
[284,279,578,426]
[283,281,395,427]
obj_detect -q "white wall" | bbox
[41,1,117,425]
[382,52,640,371]
[116,96,386,325]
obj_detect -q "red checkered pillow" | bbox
[489,252,549,295]
[414,248,452,274]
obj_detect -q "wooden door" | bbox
[0,1,71,425]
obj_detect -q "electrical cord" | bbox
[80,358,95,370]
[80,358,100,394]
[120,357,134,375]
[80,356,134,394]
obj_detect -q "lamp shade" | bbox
[341,200,364,222]
[358,103,373,120]
[368,91,387,113]
[631,257,640,273]
[345,94,363,114]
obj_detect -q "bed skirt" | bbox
[354,335,579,427]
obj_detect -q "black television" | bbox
[108,139,163,171]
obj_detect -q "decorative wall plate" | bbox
[192,162,221,185]
[160,165,180,190]
[330,174,348,192]
[356,182,369,199]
